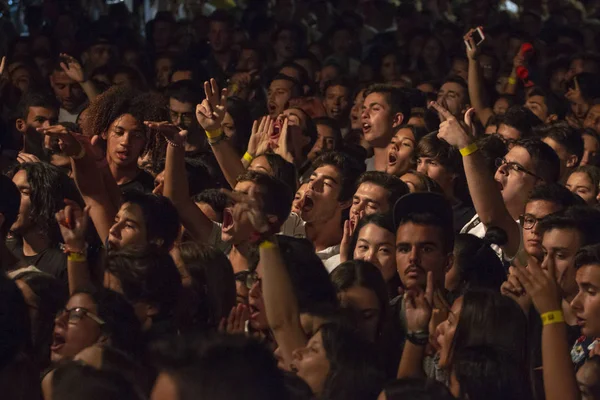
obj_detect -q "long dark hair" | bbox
[451,289,529,371]
[330,260,390,338]
[319,322,385,400]
[12,270,67,370]
[176,242,236,332]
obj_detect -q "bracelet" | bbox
[71,144,86,160]
[459,142,479,157]
[508,77,517,85]
[259,240,277,250]
[243,152,254,163]
[406,330,429,346]
[68,252,87,262]
[205,128,223,139]
[541,310,564,326]
[165,138,182,148]
[208,134,227,145]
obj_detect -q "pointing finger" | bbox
[428,101,453,120]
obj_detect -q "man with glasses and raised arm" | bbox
[165,80,208,156]
[431,101,561,263]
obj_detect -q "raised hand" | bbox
[223,185,271,236]
[144,121,187,147]
[37,125,84,157]
[59,53,86,83]
[404,271,434,332]
[430,101,475,149]
[464,27,483,60]
[512,256,562,314]
[339,220,353,264]
[228,70,258,100]
[196,78,228,131]
[56,199,90,252]
[248,116,273,157]
[17,152,41,164]
[273,117,293,163]
[218,304,250,335]
[501,266,532,312]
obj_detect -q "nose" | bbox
[42,120,52,129]
[409,246,419,264]
[291,347,304,361]
[416,162,427,175]
[121,132,131,146]
[361,108,368,120]
[109,221,123,239]
[248,280,261,298]
[570,291,582,311]
[364,249,377,265]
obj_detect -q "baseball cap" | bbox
[392,192,454,233]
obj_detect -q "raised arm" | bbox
[38,126,117,243]
[433,102,521,257]
[464,29,494,127]
[147,122,215,244]
[226,188,307,368]
[56,201,93,295]
[59,54,99,102]
[513,260,579,400]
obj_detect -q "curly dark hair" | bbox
[85,85,168,140]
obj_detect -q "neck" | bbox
[22,229,51,257]
[372,147,389,172]
[107,158,140,185]
[305,214,343,252]
[506,200,524,221]
[0,240,20,270]
[213,50,232,70]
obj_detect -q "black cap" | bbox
[392,192,453,232]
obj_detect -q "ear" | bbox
[444,252,454,274]
[147,304,159,317]
[392,112,404,129]
[15,118,26,134]
[547,114,558,123]
[566,153,579,169]
[267,214,278,226]
[303,84,310,95]
[101,130,108,140]
[151,238,165,248]
[339,198,352,210]
[97,334,110,345]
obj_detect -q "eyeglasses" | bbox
[234,270,261,289]
[168,109,195,126]
[495,157,544,182]
[519,214,542,230]
[56,307,106,326]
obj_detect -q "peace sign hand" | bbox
[512,256,562,314]
[430,101,475,149]
[196,78,228,131]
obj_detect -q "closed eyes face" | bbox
[107,202,148,250]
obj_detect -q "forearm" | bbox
[80,81,99,102]
[542,323,579,400]
[504,69,518,95]
[468,58,493,127]
[67,259,91,295]
[210,138,247,188]
[164,143,213,242]
[397,342,426,379]
[260,240,307,367]
[462,149,520,255]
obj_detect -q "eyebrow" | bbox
[365,102,385,108]
[396,241,438,247]
[312,174,339,184]
[579,282,598,290]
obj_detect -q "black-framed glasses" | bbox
[519,214,541,230]
[495,157,544,182]
[56,307,105,326]
[234,270,261,289]
[168,109,195,126]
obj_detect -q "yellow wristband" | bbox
[508,77,517,85]
[243,152,254,163]
[205,128,223,139]
[68,252,87,262]
[259,240,276,249]
[541,310,564,326]
[459,143,478,157]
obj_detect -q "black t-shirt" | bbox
[119,170,155,194]
[8,240,67,282]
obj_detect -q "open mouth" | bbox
[116,150,130,161]
[51,331,66,352]
[222,208,234,232]
[388,152,398,165]
[362,122,372,134]
[268,102,277,115]
[301,195,314,213]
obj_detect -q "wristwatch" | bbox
[407,330,429,346]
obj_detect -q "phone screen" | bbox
[472,29,484,45]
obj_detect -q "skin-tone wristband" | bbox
[243,152,254,163]
[205,128,223,139]
[541,310,565,326]
[459,142,479,157]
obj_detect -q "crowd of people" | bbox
[3,0,600,399]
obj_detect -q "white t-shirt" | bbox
[460,213,523,262]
